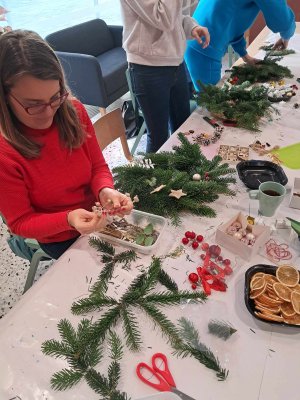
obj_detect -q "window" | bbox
[2,0,122,38]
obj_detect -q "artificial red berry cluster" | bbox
[185,239,233,295]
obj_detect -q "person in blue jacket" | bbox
[185,0,296,90]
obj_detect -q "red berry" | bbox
[224,264,233,275]
[182,237,189,245]
[196,235,204,242]
[200,253,206,260]
[189,231,196,240]
[188,273,199,283]
[201,242,209,251]
[217,256,223,262]
[191,283,197,290]
[192,241,199,249]
[185,231,191,238]
[223,258,231,266]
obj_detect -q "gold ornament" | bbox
[150,184,166,194]
[169,189,187,199]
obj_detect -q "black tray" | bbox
[236,160,288,189]
[244,264,300,328]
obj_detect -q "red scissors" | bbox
[136,353,196,400]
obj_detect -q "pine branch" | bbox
[50,369,84,391]
[89,237,115,256]
[41,339,72,359]
[173,318,229,381]
[89,262,115,295]
[108,330,124,362]
[108,361,121,391]
[144,290,206,306]
[140,302,182,347]
[71,296,118,315]
[58,319,78,349]
[208,319,237,340]
[158,269,178,292]
[90,306,122,343]
[121,306,142,351]
[85,368,111,396]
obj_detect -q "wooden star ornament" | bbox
[150,184,166,194]
[169,189,187,199]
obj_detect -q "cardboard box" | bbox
[289,177,300,210]
[215,212,270,260]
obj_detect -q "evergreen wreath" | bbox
[113,133,236,225]
[42,325,130,399]
[195,81,276,131]
[228,59,293,84]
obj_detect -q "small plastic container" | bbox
[93,209,167,254]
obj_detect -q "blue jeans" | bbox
[129,63,190,153]
[39,236,79,259]
[185,46,222,91]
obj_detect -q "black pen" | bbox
[203,116,219,128]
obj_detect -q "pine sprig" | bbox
[51,369,83,391]
[158,269,178,292]
[88,238,138,294]
[113,133,236,224]
[260,44,295,58]
[173,317,229,381]
[144,290,206,306]
[208,319,237,340]
[121,306,142,351]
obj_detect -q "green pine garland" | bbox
[196,81,276,131]
[113,133,236,224]
[229,59,293,84]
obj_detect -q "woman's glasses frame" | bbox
[9,92,69,115]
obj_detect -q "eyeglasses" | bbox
[9,92,69,115]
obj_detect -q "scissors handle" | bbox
[152,353,176,387]
[136,362,171,392]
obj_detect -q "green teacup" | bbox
[249,181,286,217]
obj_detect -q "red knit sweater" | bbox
[0,101,114,243]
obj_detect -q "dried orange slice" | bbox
[250,276,265,291]
[283,313,300,325]
[293,284,300,294]
[255,311,283,322]
[280,302,296,317]
[291,291,300,314]
[273,282,292,302]
[256,293,282,306]
[276,265,299,287]
[255,304,281,314]
[250,283,267,299]
[264,274,278,284]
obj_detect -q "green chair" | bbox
[1,214,52,293]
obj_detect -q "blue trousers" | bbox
[39,236,79,259]
[185,46,222,91]
[129,62,190,153]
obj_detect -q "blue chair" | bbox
[46,19,128,113]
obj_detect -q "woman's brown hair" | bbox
[0,30,86,158]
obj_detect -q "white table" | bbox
[1,26,300,400]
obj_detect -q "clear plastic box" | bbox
[93,209,167,254]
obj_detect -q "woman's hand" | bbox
[242,54,260,65]
[99,188,134,216]
[191,26,210,49]
[272,38,289,50]
[67,208,107,235]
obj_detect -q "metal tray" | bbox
[236,160,288,189]
[244,264,300,328]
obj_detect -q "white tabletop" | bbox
[1,27,300,400]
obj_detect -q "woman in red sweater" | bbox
[0,30,133,259]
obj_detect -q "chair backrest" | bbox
[46,19,114,56]
[93,108,133,161]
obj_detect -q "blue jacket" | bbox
[188,0,296,60]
